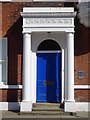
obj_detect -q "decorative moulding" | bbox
[24,18,72,25]
[21,7,76,29]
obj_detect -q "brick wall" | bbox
[1,2,90,102]
[0,90,22,102]
[74,17,89,85]
[75,90,89,102]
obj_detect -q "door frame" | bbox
[37,51,61,53]
[30,36,65,104]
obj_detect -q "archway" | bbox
[36,39,62,103]
[37,39,61,51]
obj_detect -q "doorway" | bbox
[36,40,61,103]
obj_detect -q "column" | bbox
[21,33,32,112]
[64,32,75,112]
[22,33,31,101]
[66,32,75,102]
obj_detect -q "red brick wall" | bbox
[0,3,2,37]
[1,2,89,102]
[74,16,90,102]
[75,90,89,102]
[2,2,64,85]
[74,17,89,85]
[0,90,22,102]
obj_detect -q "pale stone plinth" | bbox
[20,101,32,112]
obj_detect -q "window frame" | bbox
[0,37,8,85]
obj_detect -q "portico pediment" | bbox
[21,7,76,30]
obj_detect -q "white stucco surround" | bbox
[31,32,65,103]
[20,7,76,112]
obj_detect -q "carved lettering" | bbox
[25,18,72,25]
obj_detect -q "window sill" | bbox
[0,0,12,2]
[0,84,22,89]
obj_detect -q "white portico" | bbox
[20,7,76,112]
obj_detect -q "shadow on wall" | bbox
[4,16,23,102]
[8,102,20,112]
[74,15,90,56]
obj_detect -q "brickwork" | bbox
[75,90,89,102]
[0,90,22,102]
[74,17,89,85]
[2,2,64,85]
[0,3,2,37]
[1,2,90,102]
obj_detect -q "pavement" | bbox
[0,111,90,120]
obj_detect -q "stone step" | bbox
[33,103,61,108]
[20,111,71,116]
[28,103,74,116]
[32,107,63,111]
[20,103,76,116]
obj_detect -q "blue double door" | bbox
[36,53,61,103]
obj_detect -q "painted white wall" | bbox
[0,102,20,111]
[76,102,90,112]
[32,32,66,51]
[0,102,90,112]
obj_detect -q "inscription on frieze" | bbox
[25,18,72,25]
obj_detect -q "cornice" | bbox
[21,12,76,17]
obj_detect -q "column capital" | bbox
[66,32,74,40]
[23,32,31,40]
[66,32,74,35]
[22,32,32,34]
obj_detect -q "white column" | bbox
[21,33,32,112]
[64,32,76,112]
[22,33,31,101]
[66,32,75,102]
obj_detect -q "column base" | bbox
[20,101,32,112]
[64,101,76,112]
[65,99,75,102]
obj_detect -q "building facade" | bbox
[0,1,89,112]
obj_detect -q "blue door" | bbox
[36,53,61,103]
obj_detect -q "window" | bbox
[0,0,12,1]
[0,38,7,85]
[33,0,66,1]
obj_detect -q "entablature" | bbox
[21,7,76,32]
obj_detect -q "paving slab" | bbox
[76,111,90,118]
[0,111,90,120]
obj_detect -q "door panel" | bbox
[36,53,61,102]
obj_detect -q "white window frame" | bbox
[0,0,12,2]
[0,37,8,85]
